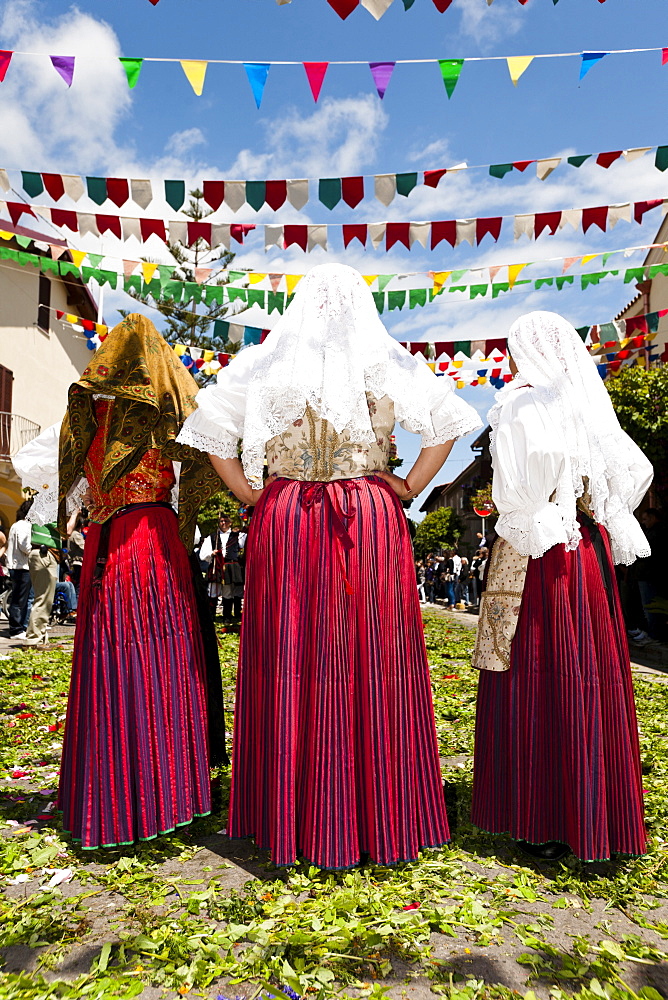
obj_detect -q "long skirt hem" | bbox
[471,823,644,863]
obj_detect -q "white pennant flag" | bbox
[287,179,309,210]
[513,214,534,240]
[536,158,561,181]
[608,203,631,228]
[455,219,476,246]
[369,223,386,249]
[62,174,85,201]
[131,179,153,210]
[307,225,327,251]
[224,181,246,213]
[374,175,396,206]
[264,225,284,251]
[361,0,395,18]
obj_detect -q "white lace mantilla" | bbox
[177,424,239,461]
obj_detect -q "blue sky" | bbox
[1,0,667,515]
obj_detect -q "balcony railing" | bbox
[0,412,41,462]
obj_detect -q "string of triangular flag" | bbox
[6,145,668,215]
[145,0,609,15]
[4,241,668,314]
[6,194,668,253]
[1,45,665,105]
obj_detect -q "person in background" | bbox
[424,555,436,604]
[199,513,247,625]
[5,499,34,640]
[415,559,426,603]
[24,520,60,646]
[457,556,471,607]
[66,509,86,594]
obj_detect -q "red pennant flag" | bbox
[203,180,225,211]
[260,329,271,343]
[663,49,668,65]
[431,220,457,249]
[42,173,65,201]
[0,51,13,82]
[187,221,212,245]
[7,202,35,225]
[284,225,308,250]
[476,216,502,245]
[230,224,255,244]
[432,0,454,9]
[342,176,364,208]
[56,310,64,320]
[626,317,649,335]
[96,215,122,238]
[342,224,367,248]
[327,0,358,17]
[51,208,77,230]
[485,339,507,356]
[513,160,534,172]
[140,218,167,242]
[434,342,453,357]
[582,206,608,234]
[265,180,287,210]
[106,178,130,207]
[409,343,429,356]
[424,169,447,188]
[634,199,663,224]
[534,212,562,238]
[596,150,623,168]
[303,62,329,101]
[385,222,410,250]
[218,353,230,367]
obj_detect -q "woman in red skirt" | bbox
[471,311,653,862]
[14,316,224,849]
[178,263,482,868]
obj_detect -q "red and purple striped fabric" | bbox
[229,476,449,869]
[472,521,646,861]
[59,505,211,849]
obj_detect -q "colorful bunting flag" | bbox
[50,55,75,87]
[438,59,463,98]
[303,62,328,101]
[180,60,208,96]
[0,50,12,82]
[506,55,534,86]
[369,62,395,98]
[244,63,270,108]
[580,51,607,80]
[120,58,143,88]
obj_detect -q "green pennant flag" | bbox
[567,154,591,168]
[162,280,184,301]
[655,146,668,172]
[387,290,406,311]
[470,285,488,299]
[489,164,513,179]
[267,291,285,314]
[165,180,185,212]
[124,275,142,295]
[649,264,668,279]
[86,177,107,205]
[581,273,602,289]
[601,252,615,267]
[319,178,341,210]
[377,274,393,292]
[143,278,161,300]
[648,311,660,333]
[451,269,468,282]
[158,264,173,285]
[227,287,247,303]
[22,171,43,197]
[372,292,384,313]
[438,59,464,99]
[87,253,103,268]
[227,270,245,282]
[454,341,470,356]
[81,266,97,284]
[624,267,645,284]
[59,260,79,278]
[396,172,418,197]
[555,275,574,290]
[182,282,201,303]
[575,326,589,341]
[214,320,229,340]
[15,235,32,248]
[598,322,619,343]
[428,287,443,301]
[246,180,266,212]
[248,289,266,309]
[0,247,17,261]
[409,287,427,309]
[205,285,225,306]
[449,286,467,294]
[39,257,59,275]
[98,270,118,289]
[534,277,554,289]
[120,58,143,89]
[492,283,510,298]
[17,251,37,267]
[402,0,416,7]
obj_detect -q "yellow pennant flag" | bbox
[506,56,534,87]
[453,360,464,369]
[426,363,436,372]
[456,380,465,390]
[180,60,208,96]
[285,274,303,296]
[142,262,158,283]
[203,349,215,362]
[248,272,267,284]
[95,323,107,336]
[70,249,87,269]
[0,230,13,241]
[363,274,378,286]
[65,314,78,325]
[432,270,451,292]
[581,254,599,265]
[478,376,488,385]
[508,263,528,288]
[173,343,186,356]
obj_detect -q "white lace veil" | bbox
[493,310,651,565]
[240,263,476,484]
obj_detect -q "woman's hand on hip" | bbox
[374,470,413,501]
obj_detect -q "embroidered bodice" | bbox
[265,394,395,482]
[84,399,175,523]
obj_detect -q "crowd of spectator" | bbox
[415,543,489,611]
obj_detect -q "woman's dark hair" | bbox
[16,498,34,521]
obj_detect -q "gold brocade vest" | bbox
[84,399,175,524]
[265,393,396,482]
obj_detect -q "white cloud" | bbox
[452,0,523,47]
[167,128,207,158]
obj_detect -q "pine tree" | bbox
[120,188,239,354]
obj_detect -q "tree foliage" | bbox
[120,188,238,353]
[413,506,463,557]
[196,489,246,537]
[607,364,668,496]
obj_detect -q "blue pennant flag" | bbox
[579,52,607,81]
[243,63,270,108]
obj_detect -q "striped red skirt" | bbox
[59,505,211,849]
[472,520,646,861]
[229,476,449,869]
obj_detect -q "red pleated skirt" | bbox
[229,476,449,869]
[59,505,211,849]
[472,521,646,861]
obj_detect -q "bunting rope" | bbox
[4,144,668,214]
[0,45,666,105]
[146,0,611,14]
[4,193,668,253]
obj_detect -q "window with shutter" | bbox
[37,274,51,333]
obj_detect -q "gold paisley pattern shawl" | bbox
[58,313,221,550]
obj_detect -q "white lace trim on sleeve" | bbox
[176,424,239,460]
[27,487,59,526]
[495,501,571,560]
